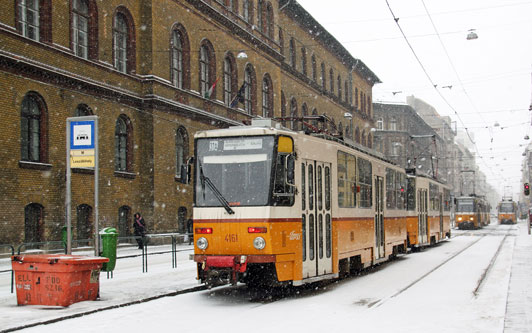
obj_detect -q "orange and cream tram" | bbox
[191,119,410,287]
[455,196,489,229]
[405,173,451,248]
[497,199,517,224]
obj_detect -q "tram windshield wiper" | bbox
[199,161,235,214]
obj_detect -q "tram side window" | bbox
[396,172,406,209]
[358,158,372,208]
[273,153,295,206]
[337,151,356,208]
[386,168,396,209]
[429,183,439,211]
[443,188,451,211]
[406,177,416,211]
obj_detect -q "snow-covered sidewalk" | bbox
[0,244,198,332]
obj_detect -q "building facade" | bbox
[0,0,379,244]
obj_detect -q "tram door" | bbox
[301,160,333,278]
[374,176,385,259]
[418,189,428,245]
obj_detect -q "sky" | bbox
[297,0,532,199]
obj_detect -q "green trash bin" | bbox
[61,226,73,250]
[99,227,118,271]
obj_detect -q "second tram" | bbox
[497,199,517,224]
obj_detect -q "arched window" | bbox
[321,63,326,90]
[338,122,343,137]
[72,0,98,60]
[337,75,342,99]
[278,28,284,56]
[257,0,263,32]
[355,127,360,143]
[25,203,44,243]
[199,40,216,99]
[367,133,373,148]
[76,204,93,244]
[242,0,252,23]
[301,103,308,132]
[367,95,372,116]
[17,0,51,42]
[355,88,359,109]
[176,127,189,179]
[21,92,47,163]
[301,47,307,76]
[262,74,273,118]
[118,205,131,237]
[361,131,367,146]
[311,54,317,81]
[344,80,349,103]
[329,69,334,93]
[312,108,318,129]
[281,91,286,127]
[113,8,135,74]
[115,115,132,172]
[178,206,187,233]
[290,98,298,131]
[223,53,237,106]
[265,2,274,39]
[244,64,256,115]
[289,38,296,68]
[171,28,183,88]
[74,104,92,117]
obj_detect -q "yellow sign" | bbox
[70,149,95,168]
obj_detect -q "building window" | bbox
[262,74,273,118]
[348,73,353,106]
[257,0,263,32]
[72,0,89,58]
[301,103,308,132]
[244,64,256,115]
[25,203,44,243]
[171,30,183,88]
[361,131,367,146]
[376,117,383,130]
[279,28,284,56]
[337,75,342,99]
[355,88,359,109]
[367,134,373,148]
[118,206,131,237]
[115,115,132,172]
[301,47,307,76]
[176,127,189,179]
[290,98,298,131]
[76,204,93,244]
[355,127,360,143]
[21,93,47,163]
[289,38,296,68]
[199,40,216,99]
[390,117,397,131]
[321,63,326,90]
[17,0,45,41]
[329,69,334,93]
[311,55,317,82]
[281,91,286,127]
[223,53,237,106]
[344,80,349,103]
[113,9,135,74]
[312,108,318,129]
[242,0,252,23]
[265,2,274,39]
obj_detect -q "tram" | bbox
[497,199,517,224]
[190,119,445,287]
[405,172,451,248]
[455,196,490,229]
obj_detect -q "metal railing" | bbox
[0,244,15,293]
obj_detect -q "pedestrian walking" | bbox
[133,212,147,249]
[187,218,194,245]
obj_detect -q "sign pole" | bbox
[94,117,99,256]
[66,121,72,255]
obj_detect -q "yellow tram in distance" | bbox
[497,198,517,225]
[455,196,490,229]
[191,118,447,287]
[405,172,451,248]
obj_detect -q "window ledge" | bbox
[18,161,52,170]
[114,170,136,179]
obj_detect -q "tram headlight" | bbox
[469,217,474,221]
[197,237,208,250]
[253,237,266,250]
[457,217,462,221]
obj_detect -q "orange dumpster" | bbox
[11,254,109,307]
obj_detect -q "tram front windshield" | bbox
[456,199,474,213]
[499,203,515,213]
[195,136,275,207]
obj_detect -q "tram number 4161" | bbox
[225,234,238,242]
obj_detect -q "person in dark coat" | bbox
[133,212,147,249]
[186,218,194,245]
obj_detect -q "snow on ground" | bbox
[1,221,532,333]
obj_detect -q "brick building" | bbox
[0,0,379,245]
